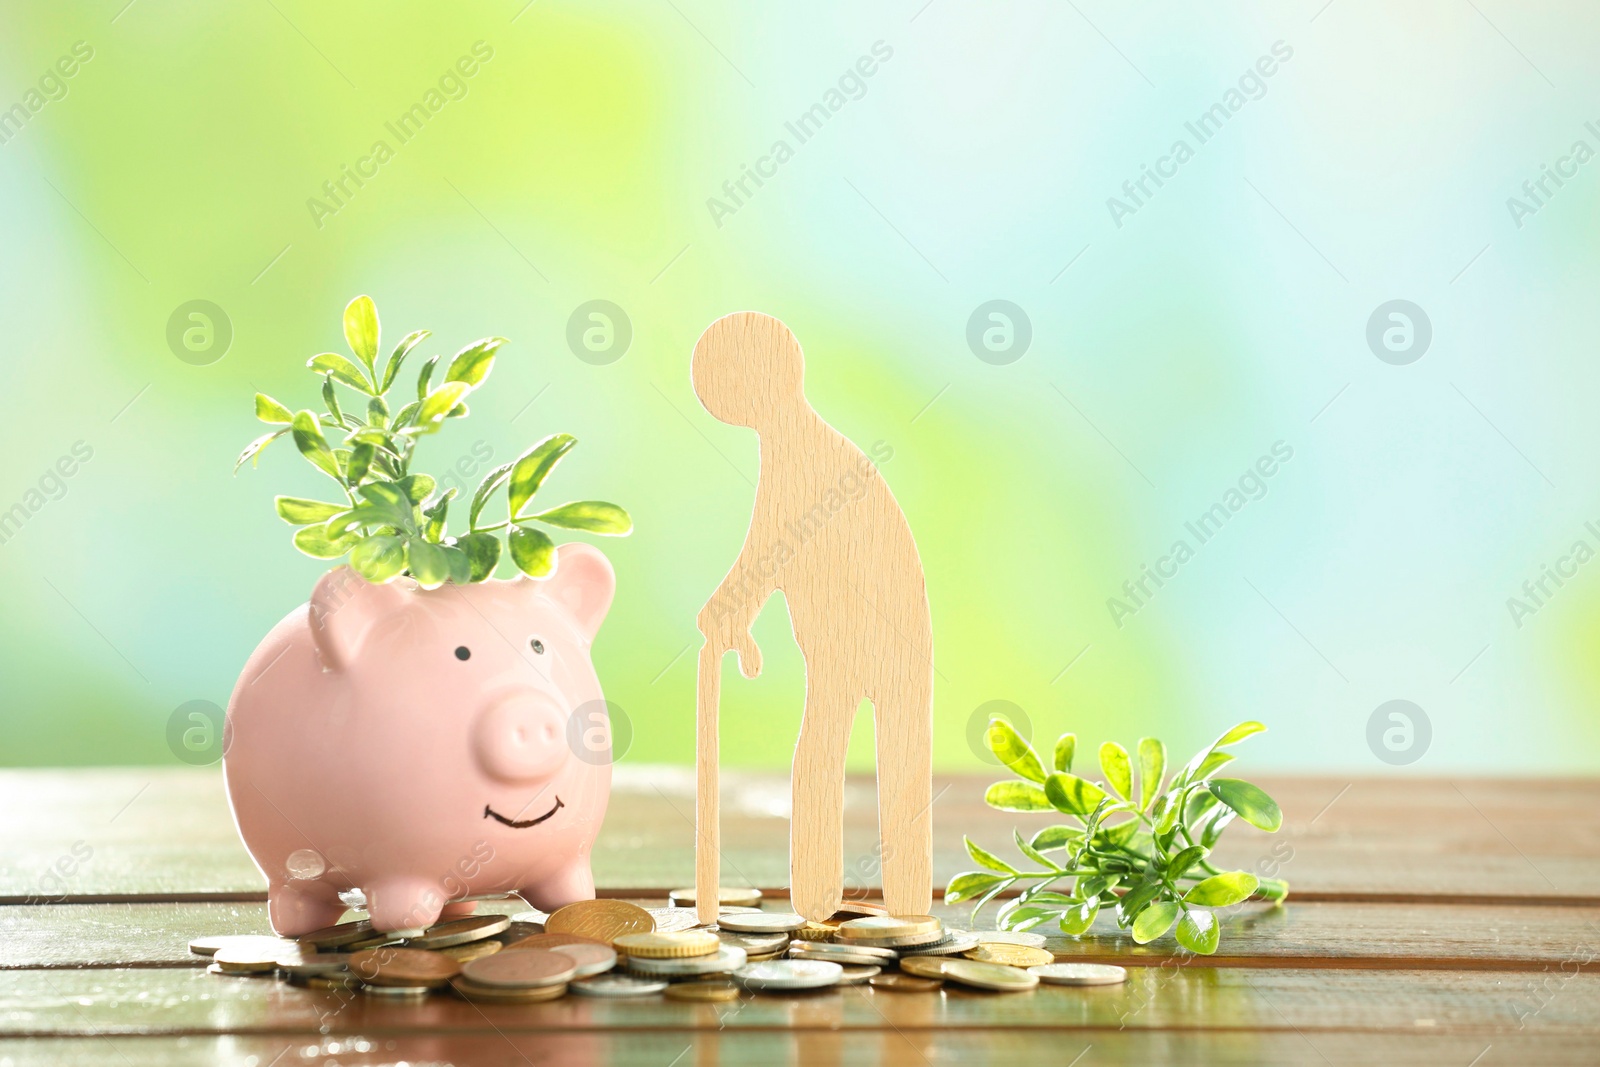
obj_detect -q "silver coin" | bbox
[361,982,433,997]
[716,911,806,934]
[899,931,982,957]
[549,942,618,978]
[832,927,946,949]
[787,940,896,961]
[787,946,886,967]
[835,964,881,985]
[713,929,789,953]
[626,944,747,977]
[648,907,704,934]
[491,921,547,945]
[570,972,670,997]
[1028,962,1128,986]
[508,909,551,926]
[275,952,352,978]
[189,934,298,958]
[735,959,843,991]
[977,930,1048,948]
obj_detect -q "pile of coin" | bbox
[190,887,1128,1002]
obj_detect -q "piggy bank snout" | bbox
[473,693,570,783]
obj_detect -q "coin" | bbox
[361,982,434,998]
[965,943,1055,968]
[438,938,503,964]
[735,959,843,991]
[213,945,288,975]
[669,886,762,908]
[938,959,1040,992]
[787,940,896,961]
[548,941,618,977]
[897,956,954,980]
[715,910,806,934]
[627,945,747,977]
[508,909,551,926]
[830,900,888,919]
[342,933,403,951]
[189,934,298,958]
[713,929,788,955]
[349,947,462,987]
[461,948,577,989]
[276,951,352,978]
[899,930,981,957]
[293,921,375,951]
[834,928,946,949]
[792,922,839,942]
[546,900,655,944]
[835,965,881,985]
[870,973,943,992]
[836,915,942,944]
[976,930,1047,948]
[451,976,569,1002]
[406,915,510,949]
[491,921,548,945]
[647,907,703,933]
[570,972,669,997]
[1028,962,1128,986]
[615,931,720,959]
[665,980,742,1002]
[505,932,610,953]
[788,946,889,966]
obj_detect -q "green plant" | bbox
[946,719,1288,955]
[237,295,631,587]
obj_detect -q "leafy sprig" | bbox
[238,295,631,588]
[947,719,1288,955]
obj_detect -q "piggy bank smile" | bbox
[484,797,565,828]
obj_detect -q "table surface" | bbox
[2,766,1597,1065]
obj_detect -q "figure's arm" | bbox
[696,493,779,678]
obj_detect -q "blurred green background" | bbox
[2,0,1596,771]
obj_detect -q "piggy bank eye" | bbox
[529,638,545,655]
[455,646,472,661]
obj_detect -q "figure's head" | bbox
[691,312,805,429]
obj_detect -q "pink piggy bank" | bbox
[223,543,617,936]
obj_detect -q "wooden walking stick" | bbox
[695,642,721,926]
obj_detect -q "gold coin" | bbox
[665,979,742,1001]
[871,973,943,992]
[836,915,942,941]
[438,938,503,963]
[451,976,569,1002]
[505,932,610,953]
[293,921,375,951]
[964,943,1055,968]
[830,901,888,919]
[406,915,510,949]
[897,956,953,980]
[615,931,720,959]
[668,886,762,908]
[189,934,298,958]
[836,964,881,985]
[211,947,280,975]
[546,900,655,945]
[792,922,838,942]
[938,959,1040,992]
[349,947,461,987]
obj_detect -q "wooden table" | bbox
[3,767,1597,1064]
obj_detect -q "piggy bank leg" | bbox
[438,900,479,919]
[267,879,347,937]
[366,877,449,936]
[518,859,595,912]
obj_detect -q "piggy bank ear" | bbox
[543,543,615,641]
[308,566,410,670]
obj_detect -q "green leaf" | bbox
[1044,772,1109,817]
[508,526,556,577]
[407,381,472,435]
[343,295,379,372]
[1002,906,1061,933]
[509,434,577,517]
[308,352,373,394]
[292,524,358,560]
[1093,818,1140,849]
[1175,908,1219,955]
[983,781,1053,813]
[1185,789,1221,825]
[1185,871,1259,907]
[964,836,1018,874]
[1137,737,1165,812]
[1075,873,1121,899]
[1053,733,1075,773]
[1013,828,1060,871]
[345,443,375,485]
[444,336,507,387]
[235,429,288,472]
[274,497,346,525]
[1058,898,1099,936]
[986,718,1046,784]
[255,393,292,424]
[470,462,516,528]
[969,875,1016,916]
[441,544,473,585]
[416,354,440,402]
[291,411,342,481]
[397,474,435,505]
[455,531,502,582]
[349,535,407,583]
[1153,791,1182,836]
[944,871,1006,905]
[1131,900,1180,944]
[525,501,632,535]
[1199,807,1236,848]
[392,400,421,429]
[367,395,389,428]
[1167,845,1208,881]
[1192,750,1235,782]
[381,329,430,393]
[324,502,409,538]
[407,539,452,589]
[1209,779,1283,832]
[1099,742,1132,799]
[1256,877,1291,901]
[421,488,456,542]
[1029,825,1083,851]
[1215,721,1267,747]
[1115,881,1164,926]
[359,481,410,510]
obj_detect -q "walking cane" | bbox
[695,642,721,926]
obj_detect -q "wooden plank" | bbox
[0,1033,1580,1067]
[3,768,1596,902]
[5,899,1598,972]
[0,965,1593,1037]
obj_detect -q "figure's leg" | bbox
[791,669,858,921]
[365,877,448,935]
[267,879,347,936]
[519,859,595,913]
[874,668,934,916]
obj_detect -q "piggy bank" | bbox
[224,542,617,935]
